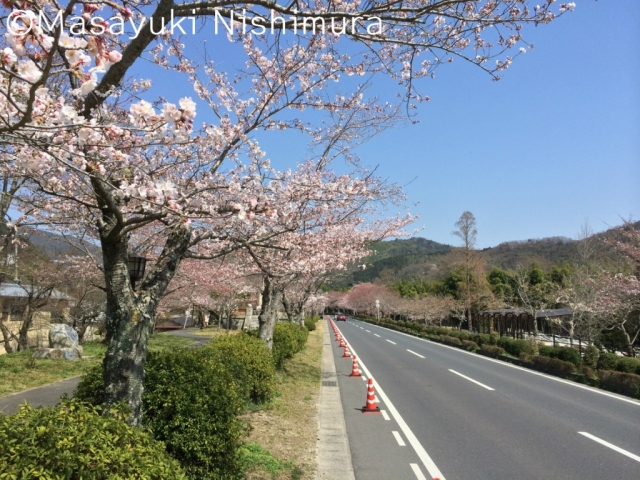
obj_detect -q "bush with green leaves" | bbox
[497,337,535,357]
[531,355,577,374]
[441,335,462,346]
[597,352,620,371]
[481,344,505,357]
[556,347,582,367]
[598,370,640,399]
[304,314,320,332]
[208,333,276,404]
[583,345,600,369]
[75,348,246,479]
[462,340,479,351]
[616,357,640,375]
[272,322,309,369]
[0,400,185,479]
[489,333,499,345]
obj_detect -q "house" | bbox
[0,282,74,354]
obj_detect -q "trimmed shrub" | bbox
[75,348,246,479]
[580,366,598,380]
[0,400,185,479]
[497,337,534,357]
[272,322,309,369]
[597,352,620,371]
[489,333,499,346]
[556,347,582,367]
[441,335,462,346]
[531,355,576,374]
[462,340,479,351]
[472,334,492,346]
[616,357,640,374]
[598,370,640,399]
[458,331,471,342]
[304,314,320,331]
[583,345,600,369]
[538,345,557,358]
[519,352,533,363]
[480,344,504,357]
[143,348,246,479]
[208,333,276,404]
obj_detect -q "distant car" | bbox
[336,313,346,321]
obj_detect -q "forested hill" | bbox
[333,235,581,287]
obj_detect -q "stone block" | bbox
[49,324,79,348]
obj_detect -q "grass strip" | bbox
[241,321,324,479]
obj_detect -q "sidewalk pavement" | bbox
[316,317,356,479]
[0,321,356,479]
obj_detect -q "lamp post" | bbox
[127,254,147,290]
[375,299,380,322]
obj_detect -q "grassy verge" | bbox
[191,327,240,338]
[0,333,195,397]
[241,321,324,480]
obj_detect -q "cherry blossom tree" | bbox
[1,0,576,424]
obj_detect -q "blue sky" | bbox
[90,1,640,249]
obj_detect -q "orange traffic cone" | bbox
[350,355,361,377]
[339,337,346,347]
[342,344,351,358]
[362,378,381,413]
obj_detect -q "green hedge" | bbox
[304,314,321,332]
[598,370,640,399]
[75,348,246,479]
[497,337,538,357]
[538,345,582,367]
[616,357,640,375]
[583,345,600,369]
[462,340,479,351]
[0,400,185,479]
[530,355,577,374]
[208,333,276,404]
[272,322,309,369]
[481,344,505,357]
[597,352,620,371]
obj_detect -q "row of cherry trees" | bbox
[1,0,574,423]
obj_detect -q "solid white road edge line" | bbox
[448,369,495,391]
[578,432,640,463]
[343,341,446,480]
[407,349,425,359]
[386,339,397,345]
[410,463,428,480]
[381,410,390,421]
[393,431,406,446]
[351,319,640,407]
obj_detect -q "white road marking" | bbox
[374,334,381,337]
[361,375,367,381]
[448,369,494,391]
[386,339,396,345]
[363,322,640,407]
[407,349,425,359]
[410,463,428,480]
[366,329,371,332]
[579,432,640,463]
[350,346,446,480]
[393,431,406,446]
[381,410,390,421]
[375,396,380,403]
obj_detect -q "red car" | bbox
[336,313,346,321]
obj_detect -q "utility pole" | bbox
[376,299,380,322]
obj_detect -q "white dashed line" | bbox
[410,463,428,480]
[579,432,640,463]
[386,339,396,345]
[381,410,390,421]
[366,330,371,332]
[448,369,494,391]
[374,334,381,337]
[393,431,406,446]
[407,349,425,359]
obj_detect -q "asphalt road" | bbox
[331,317,640,480]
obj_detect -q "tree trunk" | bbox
[0,319,17,353]
[258,277,282,349]
[101,226,190,426]
[18,308,34,351]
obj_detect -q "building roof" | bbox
[480,308,572,318]
[0,282,74,301]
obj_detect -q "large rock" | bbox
[33,347,82,360]
[49,324,79,349]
